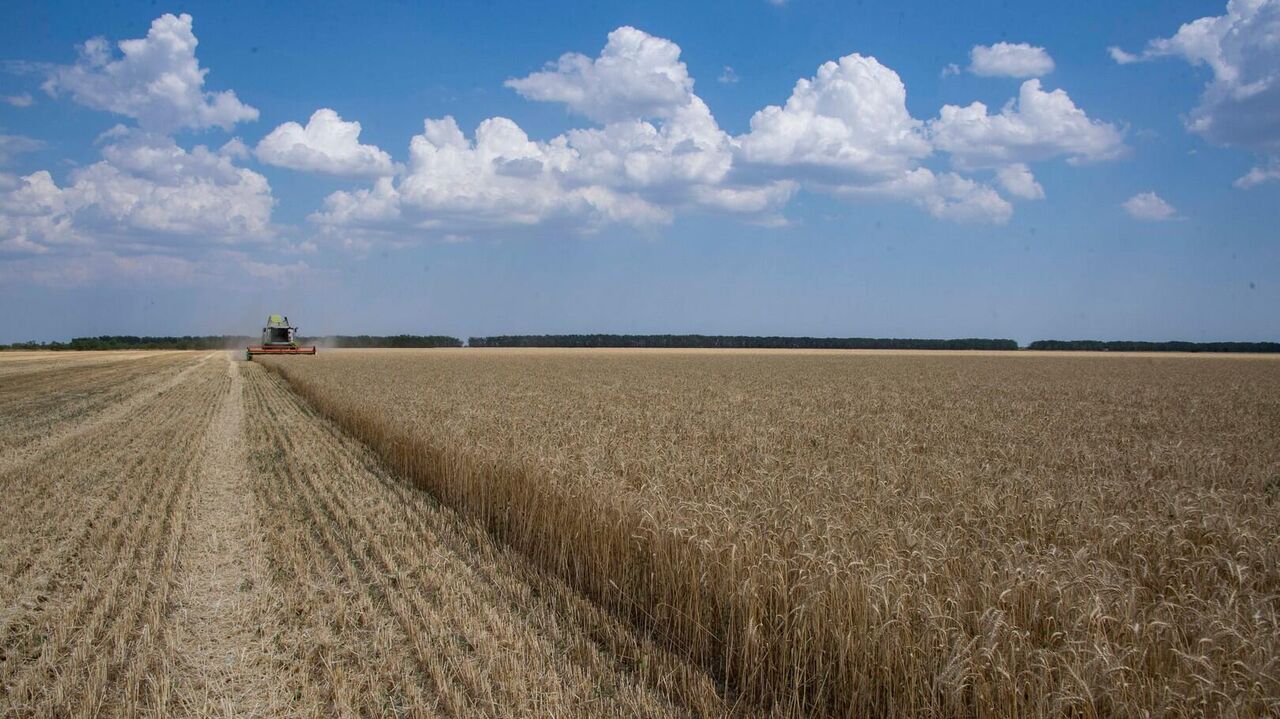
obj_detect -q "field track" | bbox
[1,351,731,717]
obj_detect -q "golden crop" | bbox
[2,351,727,717]
[240,356,726,717]
[259,348,1280,717]
[4,348,1277,717]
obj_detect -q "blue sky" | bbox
[0,0,1276,343]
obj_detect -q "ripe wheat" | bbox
[260,348,1280,717]
[1,351,731,717]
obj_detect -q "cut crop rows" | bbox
[1,355,226,717]
[0,351,203,458]
[241,356,733,717]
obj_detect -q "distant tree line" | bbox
[1027,340,1280,353]
[0,334,463,350]
[467,335,1021,350]
[0,335,256,351]
[7,334,1276,353]
[304,335,463,348]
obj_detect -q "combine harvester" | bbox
[246,314,317,359]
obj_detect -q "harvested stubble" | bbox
[0,352,219,716]
[2,350,732,717]
[0,351,202,456]
[240,358,730,717]
[260,348,1280,717]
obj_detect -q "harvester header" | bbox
[246,314,317,358]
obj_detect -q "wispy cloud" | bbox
[0,133,44,164]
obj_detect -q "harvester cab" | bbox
[246,314,317,359]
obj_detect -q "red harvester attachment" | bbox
[246,345,317,356]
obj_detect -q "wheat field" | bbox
[258,348,1280,717]
[0,350,732,717]
[2,348,1277,717]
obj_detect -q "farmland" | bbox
[259,349,1280,717]
[2,348,1279,717]
[0,350,730,717]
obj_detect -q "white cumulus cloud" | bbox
[969,42,1055,78]
[1110,0,1280,153]
[320,27,799,238]
[401,115,641,226]
[995,163,1045,199]
[0,130,273,257]
[10,18,1136,254]
[43,13,257,132]
[508,27,738,195]
[0,14,316,287]
[1122,191,1179,221]
[0,170,77,255]
[256,108,395,176]
[731,52,1018,223]
[736,53,932,178]
[836,167,1014,224]
[315,115,670,233]
[219,137,250,160]
[320,31,1123,232]
[506,26,695,123]
[564,97,734,191]
[928,79,1126,169]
